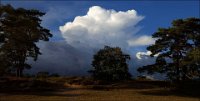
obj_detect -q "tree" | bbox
[0,5,52,77]
[137,18,200,81]
[89,46,131,81]
[180,48,200,79]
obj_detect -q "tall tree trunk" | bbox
[176,62,180,82]
[19,68,23,77]
[182,66,187,81]
[176,54,181,82]
[176,51,183,82]
[17,51,26,77]
[16,68,23,77]
[16,69,19,77]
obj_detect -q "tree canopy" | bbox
[0,5,52,76]
[138,18,200,81]
[89,46,131,81]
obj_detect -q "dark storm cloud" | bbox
[27,41,94,76]
[27,41,156,76]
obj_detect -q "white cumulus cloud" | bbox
[59,6,146,49]
[136,51,159,59]
[128,35,155,46]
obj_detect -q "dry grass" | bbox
[0,77,199,101]
[0,88,199,101]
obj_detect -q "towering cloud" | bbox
[29,6,156,76]
[59,6,151,49]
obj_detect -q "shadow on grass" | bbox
[138,81,200,99]
[0,78,83,97]
[0,88,82,97]
[84,80,172,92]
[139,89,200,98]
[109,80,172,89]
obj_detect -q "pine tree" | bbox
[0,5,52,77]
[138,18,200,81]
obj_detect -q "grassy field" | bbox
[0,77,199,101]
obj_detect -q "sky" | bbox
[1,0,200,77]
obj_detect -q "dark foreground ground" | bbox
[0,77,199,101]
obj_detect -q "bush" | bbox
[49,73,60,77]
[36,72,49,78]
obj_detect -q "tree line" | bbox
[0,5,200,82]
